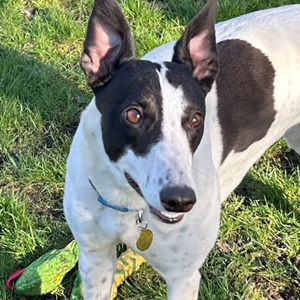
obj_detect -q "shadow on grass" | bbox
[234,163,300,221]
[0,45,90,228]
[0,45,91,133]
[0,45,92,168]
[0,46,88,297]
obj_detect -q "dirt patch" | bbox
[279,285,298,300]
[65,120,79,136]
[268,149,300,176]
[26,187,64,219]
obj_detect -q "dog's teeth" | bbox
[160,211,182,218]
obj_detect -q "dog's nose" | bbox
[160,186,196,213]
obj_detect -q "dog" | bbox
[63,0,300,298]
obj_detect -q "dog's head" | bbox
[80,0,218,224]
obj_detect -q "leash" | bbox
[87,177,153,251]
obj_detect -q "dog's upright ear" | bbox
[173,0,218,94]
[80,0,135,87]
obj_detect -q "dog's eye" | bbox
[188,113,202,128]
[125,108,142,124]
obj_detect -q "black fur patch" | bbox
[216,39,277,162]
[165,62,206,153]
[93,60,163,162]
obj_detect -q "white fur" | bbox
[64,65,220,300]
[144,4,300,201]
[64,5,300,300]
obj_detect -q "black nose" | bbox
[160,186,196,213]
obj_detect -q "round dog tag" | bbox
[136,229,153,251]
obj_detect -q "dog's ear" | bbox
[173,0,218,94]
[80,0,135,87]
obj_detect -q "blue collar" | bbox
[88,178,136,213]
[97,194,136,212]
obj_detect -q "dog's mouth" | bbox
[149,206,184,224]
[124,172,184,224]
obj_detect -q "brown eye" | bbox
[125,108,142,124]
[188,113,202,128]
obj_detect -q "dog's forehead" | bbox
[163,62,206,109]
[95,60,205,111]
[95,60,162,106]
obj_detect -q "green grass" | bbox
[0,0,299,299]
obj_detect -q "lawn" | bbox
[0,0,299,299]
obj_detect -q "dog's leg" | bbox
[78,242,117,300]
[284,123,300,155]
[164,270,201,300]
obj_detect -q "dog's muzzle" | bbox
[125,173,196,224]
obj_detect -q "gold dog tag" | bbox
[136,229,153,251]
[135,209,153,251]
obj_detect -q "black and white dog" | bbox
[63,0,300,298]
